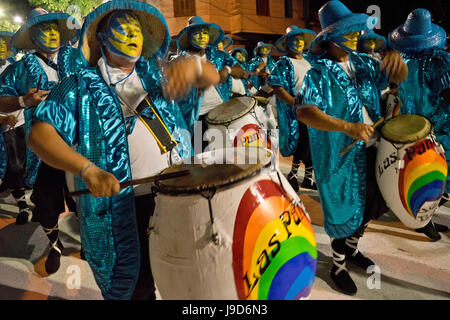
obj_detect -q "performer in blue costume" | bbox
[229,47,257,96]
[0,8,80,249]
[28,0,219,300]
[357,29,386,61]
[249,41,276,94]
[216,35,233,52]
[176,16,247,151]
[297,0,407,295]
[389,8,450,240]
[270,25,317,191]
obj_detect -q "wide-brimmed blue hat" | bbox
[219,36,233,50]
[310,0,375,54]
[358,29,386,52]
[0,31,15,56]
[388,8,446,54]
[253,41,274,56]
[229,47,248,60]
[79,0,170,66]
[176,16,224,51]
[275,25,316,53]
[12,8,80,51]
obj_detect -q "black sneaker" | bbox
[45,240,64,275]
[415,221,441,242]
[330,265,357,295]
[300,177,318,190]
[287,172,299,192]
[346,251,375,270]
[15,208,31,225]
[433,223,449,233]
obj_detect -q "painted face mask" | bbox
[99,11,144,62]
[336,31,360,51]
[259,46,270,56]
[189,27,210,49]
[0,38,7,60]
[364,38,376,51]
[235,51,246,63]
[30,21,60,53]
[217,41,224,51]
[288,34,305,54]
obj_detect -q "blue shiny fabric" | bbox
[249,55,276,90]
[300,52,387,239]
[398,49,450,193]
[176,47,238,134]
[0,47,77,187]
[0,133,6,179]
[269,55,309,156]
[34,57,192,300]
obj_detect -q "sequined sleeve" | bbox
[299,68,327,111]
[34,75,79,146]
[425,51,450,95]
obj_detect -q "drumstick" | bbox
[339,117,384,156]
[69,169,190,197]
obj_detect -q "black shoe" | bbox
[330,265,357,296]
[45,240,64,275]
[433,223,449,233]
[15,208,31,225]
[300,177,317,190]
[287,172,299,192]
[415,221,441,242]
[346,251,375,270]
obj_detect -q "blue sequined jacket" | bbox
[398,49,450,193]
[0,46,85,187]
[301,52,387,238]
[249,55,276,90]
[34,57,192,300]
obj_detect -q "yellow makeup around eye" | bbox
[236,52,245,62]
[192,28,210,48]
[365,39,376,50]
[292,35,305,52]
[342,31,360,50]
[41,23,60,49]
[0,38,7,60]
[109,16,144,57]
[260,47,270,55]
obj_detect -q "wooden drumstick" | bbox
[339,117,384,156]
[69,169,190,197]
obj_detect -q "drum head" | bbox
[381,114,431,143]
[205,96,257,125]
[155,148,272,194]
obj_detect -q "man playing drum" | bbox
[270,26,317,191]
[296,0,408,295]
[389,9,450,240]
[27,0,219,300]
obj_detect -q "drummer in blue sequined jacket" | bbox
[295,0,408,295]
[174,16,248,134]
[249,41,276,93]
[27,1,219,300]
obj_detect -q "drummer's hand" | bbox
[164,57,199,100]
[230,65,248,79]
[82,165,120,198]
[344,122,373,144]
[4,115,18,127]
[23,88,50,107]
[380,50,408,84]
[259,71,270,78]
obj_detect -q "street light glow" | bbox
[13,16,23,24]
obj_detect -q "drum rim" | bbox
[380,114,432,144]
[154,149,273,195]
[204,96,257,125]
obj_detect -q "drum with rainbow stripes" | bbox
[376,114,448,229]
[149,147,317,300]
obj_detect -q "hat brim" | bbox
[310,13,371,54]
[176,22,224,51]
[12,13,80,50]
[253,44,274,56]
[388,23,446,53]
[229,48,248,59]
[275,29,317,53]
[80,1,170,66]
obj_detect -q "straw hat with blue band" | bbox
[358,29,386,52]
[79,0,170,66]
[276,25,316,54]
[11,8,80,51]
[388,8,446,54]
[0,31,15,56]
[176,16,224,51]
[220,36,233,49]
[253,41,274,56]
[309,0,375,54]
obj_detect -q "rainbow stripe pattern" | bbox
[232,180,317,300]
[399,139,448,218]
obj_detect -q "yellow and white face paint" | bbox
[30,21,60,53]
[99,11,144,62]
[288,34,305,54]
[0,37,7,60]
[190,27,210,49]
[217,41,224,51]
[235,51,246,63]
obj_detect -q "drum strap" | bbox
[200,189,220,246]
[134,97,178,154]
